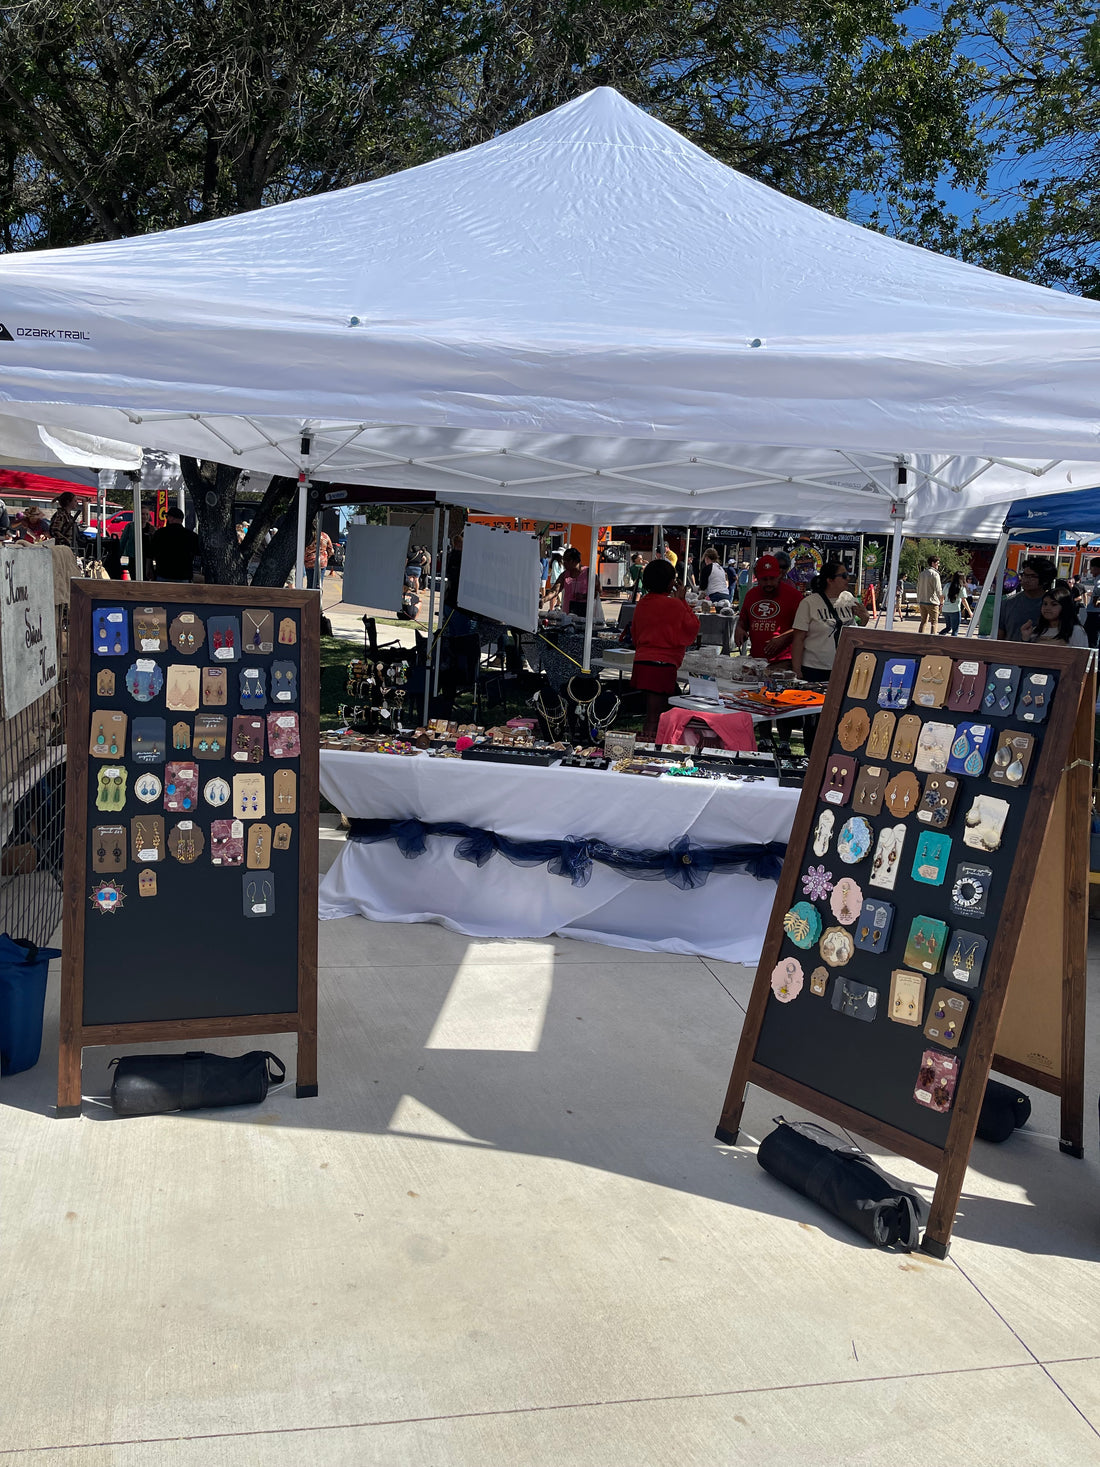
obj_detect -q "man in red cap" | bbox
[735,553,804,664]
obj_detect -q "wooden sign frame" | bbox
[58,582,320,1114]
[717,630,1092,1257]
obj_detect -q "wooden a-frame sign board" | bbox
[717,629,1093,1257]
[58,582,320,1115]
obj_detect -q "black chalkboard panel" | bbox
[59,582,320,1111]
[81,598,302,1024]
[752,649,1052,1149]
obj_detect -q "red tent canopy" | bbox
[0,469,99,501]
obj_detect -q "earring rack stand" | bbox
[716,629,1093,1257]
[58,582,320,1115]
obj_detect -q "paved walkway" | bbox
[2,822,1099,1463]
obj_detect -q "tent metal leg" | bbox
[967,531,1008,638]
[434,510,450,698]
[884,519,904,630]
[133,475,144,581]
[582,521,599,672]
[423,505,440,726]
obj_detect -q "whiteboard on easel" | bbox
[457,524,541,632]
[341,524,410,613]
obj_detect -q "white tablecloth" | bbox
[318,750,799,963]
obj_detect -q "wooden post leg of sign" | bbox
[990,671,1093,1159]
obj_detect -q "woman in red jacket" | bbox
[629,557,700,739]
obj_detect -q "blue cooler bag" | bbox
[0,935,60,1075]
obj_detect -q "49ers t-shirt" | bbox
[738,581,803,661]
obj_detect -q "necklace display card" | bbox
[242,609,274,656]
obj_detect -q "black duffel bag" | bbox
[976,1079,1032,1143]
[109,1050,285,1117]
[757,1117,924,1250]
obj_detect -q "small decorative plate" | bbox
[837,816,873,864]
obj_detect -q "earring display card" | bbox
[963,794,1010,853]
[852,765,886,816]
[890,714,921,765]
[914,1049,959,1113]
[847,652,877,701]
[240,666,267,708]
[210,819,245,867]
[125,661,164,702]
[247,823,272,870]
[202,666,228,706]
[820,756,857,806]
[243,609,274,655]
[838,706,870,753]
[914,722,954,773]
[989,730,1034,788]
[889,969,926,1026]
[854,898,894,953]
[271,661,297,704]
[232,715,265,764]
[869,822,906,890]
[946,930,987,988]
[866,710,896,760]
[982,665,1021,715]
[69,587,314,1050]
[1017,671,1055,724]
[208,616,241,662]
[130,815,164,863]
[166,665,201,711]
[946,660,986,713]
[877,659,917,710]
[884,771,920,819]
[193,714,227,759]
[233,773,266,820]
[92,826,127,874]
[903,915,948,973]
[90,710,127,759]
[911,832,951,886]
[168,613,205,655]
[272,769,296,815]
[243,873,275,917]
[947,722,993,777]
[93,607,129,657]
[914,655,953,709]
[917,774,959,827]
[267,712,301,760]
[133,607,167,652]
[924,987,970,1049]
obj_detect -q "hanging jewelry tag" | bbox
[138,869,157,898]
[247,822,272,869]
[273,822,292,851]
[243,872,275,917]
[96,669,115,697]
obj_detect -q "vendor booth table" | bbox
[318,749,799,963]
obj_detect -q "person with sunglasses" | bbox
[790,560,869,684]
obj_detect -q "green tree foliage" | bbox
[0,0,989,251]
[898,537,971,585]
[915,1,1100,297]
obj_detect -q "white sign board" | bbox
[0,546,59,717]
[341,523,410,614]
[457,524,541,633]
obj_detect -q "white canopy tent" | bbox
[3,85,1100,642]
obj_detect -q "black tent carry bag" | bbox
[976,1078,1032,1143]
[757,1117,925,1250]
[109,1050,285,1117]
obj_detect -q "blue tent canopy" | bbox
[1006,487,1100,540]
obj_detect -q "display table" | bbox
[318,749,800,963]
